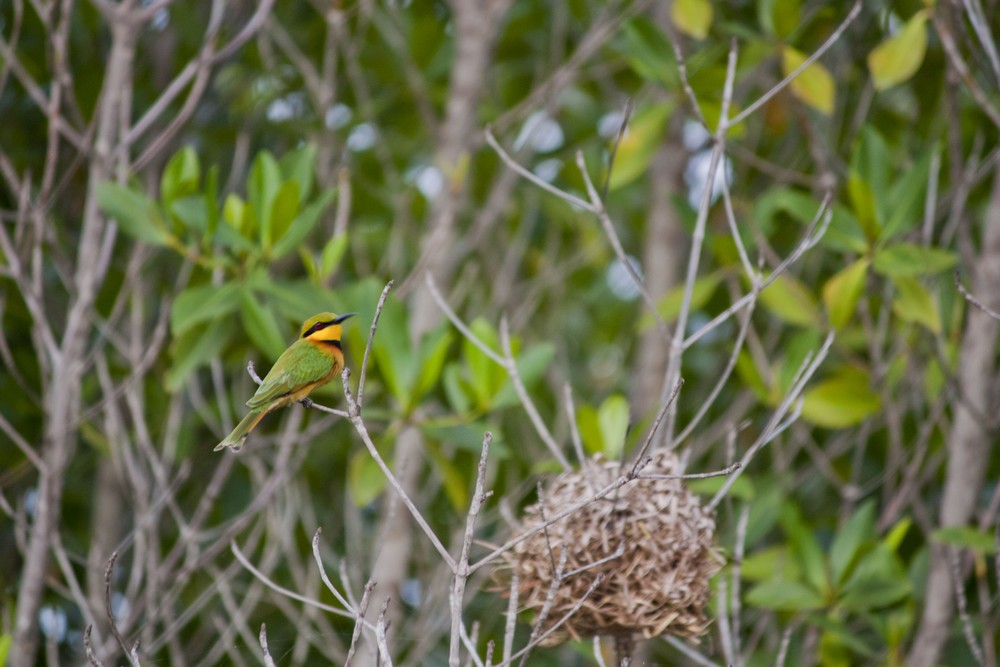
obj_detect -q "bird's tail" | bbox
[214,410,265,452]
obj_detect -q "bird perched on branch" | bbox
[215,311,356,451]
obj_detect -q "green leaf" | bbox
[462,318,505,410]
[271,188,336,258]
[754,188,867,252]
[203,164,220,245]
[0,633,13,665]
[421,420,509,458]
[671,0,713,40]
[248,151,282,247]
[97,183,169,245]
[736,350,770,403]
[884,517,912,552]
[850,126,890,232]
[493,342,555,409]
[823,258,869,329]
[777,329,822,396]
[739,545,799,582]
[443,364,472,414]
[619,18,678,86]
[348,449,386,507]
[745,580,825,611]
[320,233,349,279]
[932,526,998,554]
[847,171,880,241]
[425,440,468,510]
[891,276,940,333]
[597,394,629,458]
[168,196,208,234]
[801,365,881,428]
[782,47,834,115]
[279,143,317,201]
[608,102,672,191]
[171,282,242,336]
[830,500,876,586]
[372,297,416,408]
[758,273,821,328]
[781,503,829,596]
[873,243,956,277]
[161,146,200,206]
[240,288,288,361]
[688,474,755,501]
[413,330,453,402]
[839,545,912,611]
[267,181,301,251]
[577,404,603,455]
[883,146,937,239]
[257,278,339,323]
[646,271,722,328]
[771,0,801,38]
[868,10,928,91]
[223,193,255,238]
[166,319,235,392]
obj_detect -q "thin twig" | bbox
[949,548,986,666]
[637,462,741,481]
[230,541,361,621]
[500,316,571,470]
[629,378,683,476]
[563,383,588,465]
[502,571,519,665]
[341,368,456,569]
[728,0,862,127]
[449,432,493,667]
[709,332,834,510]
[104,552,141,667]
[344,580,376,667]
[83,626,106,667]
[576,149,672,339]
[485,127,593,212]
[259,624,276,667]
[955,271,1000,322]
[375,597,394,666]
[358,280,394,409]
[311,528,355,611]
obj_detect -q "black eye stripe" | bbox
[303,320,335,337]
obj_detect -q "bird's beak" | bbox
[333,312,357,324]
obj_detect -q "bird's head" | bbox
[299,311,356,346]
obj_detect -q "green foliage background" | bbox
[1,0,999,665]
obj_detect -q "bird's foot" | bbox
[300,397,315,409]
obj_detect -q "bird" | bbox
[215,311,356,451]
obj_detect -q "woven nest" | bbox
[503,450,721,646]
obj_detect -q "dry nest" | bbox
[503,450,721,646]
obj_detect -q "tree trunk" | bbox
[908,164,1000,666]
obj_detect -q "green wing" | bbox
[246,341,331,409]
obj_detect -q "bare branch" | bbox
[358,280,394,409]
[258,624,276,667]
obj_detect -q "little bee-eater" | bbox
[215,311,356,451]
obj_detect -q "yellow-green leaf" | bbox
[348,449,386,507]
[822,258,869,329]
[801,366,881,428]
[782,47,834,115]
[873,243,957,277]
[598,394,630,458]
[891,276,940,333]
[671,0,713,40]
[868,11,928,91]
[758,273,821,328]
[932,525,998,554]
[642,270,723,330]
[608,102,672,191]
